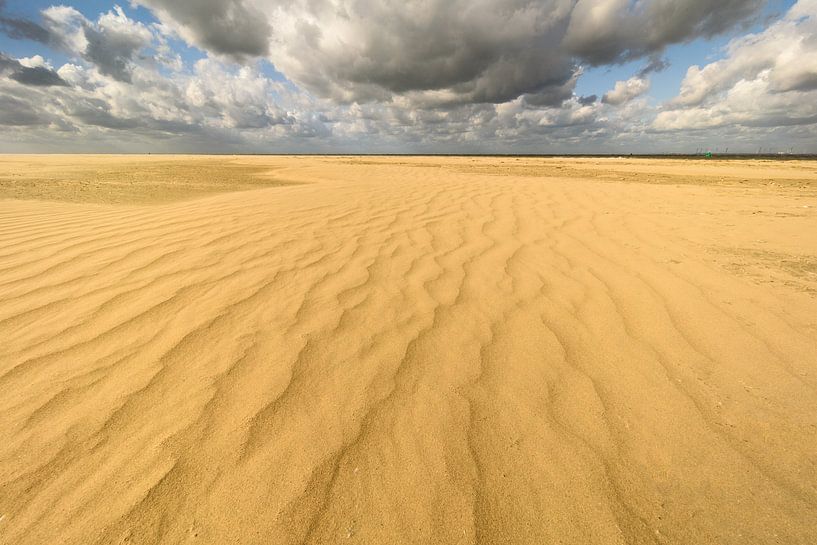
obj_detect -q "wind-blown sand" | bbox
[1,155,816,544]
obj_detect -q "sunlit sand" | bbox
[1,155,816,544]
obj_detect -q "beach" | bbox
[1,155,816,544]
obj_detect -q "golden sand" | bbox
[1,155,816,544]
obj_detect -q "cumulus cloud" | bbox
[83,6,153,82]
[0,5,325,150]
[185,58,294,129]
[564,0,762,64]
[1,0,814,152]
[0,52,69,86]
[41,5,153,83]
[638,56,670,78]
[0,93,51,125]
[128,0,762,108]
[0,0,51,43]
[668,2,817,108]
[656,0,817,132]
[134,0,270,60]
[602,77,650,105]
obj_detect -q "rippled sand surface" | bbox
[1,155,816,544]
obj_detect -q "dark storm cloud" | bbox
[578,95,598,106]
[638,56,670,78]
[0,94,49,125]
[135,0,270,59]
[0,0,51,43]
[1,51,22,69]
[82,25,140,82]
[0,52,68,86]
[564,0,763,65]
[129,1,763,107]
[10,64,68,86]
[266,0,580,105]
[196,0,762,107]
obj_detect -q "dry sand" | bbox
[1,155,816,544]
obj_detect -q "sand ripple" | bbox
[1,156,816,544]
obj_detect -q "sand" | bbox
[1,155,816,544]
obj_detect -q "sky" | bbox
[0,0,815,154]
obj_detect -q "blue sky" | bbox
[0,0,814,153]
[575,0,798,101]
[0,1,196,68]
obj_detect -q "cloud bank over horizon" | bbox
[0,0,815,153]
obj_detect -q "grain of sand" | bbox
[1,155,816,544]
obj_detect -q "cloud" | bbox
[0,20,323,150]
[602,77,650,105]
[0,0,51,43]
[42,5,153,83]
[127,0,763,108]
[638,56,670,78]
[1,0,814,153]
[564,0,762,65]
[83,6,153,83]
[185,58,295,129]
[67,96,141,129]
[10,63,69,86]
[656,0,817,131]
[0,93,50,125]
[0,52,69,86]
[134,0,270,60]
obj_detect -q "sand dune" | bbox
[1,155,816,544]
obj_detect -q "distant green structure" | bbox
[705,151,713,158]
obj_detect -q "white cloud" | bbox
[602,77,650,105]
[132,0,762,107]
[18,55,49,69]
[1,0,816,152]
[656,0,817,134]
[42,5,153,82]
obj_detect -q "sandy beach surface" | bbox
[1,155,816,544]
